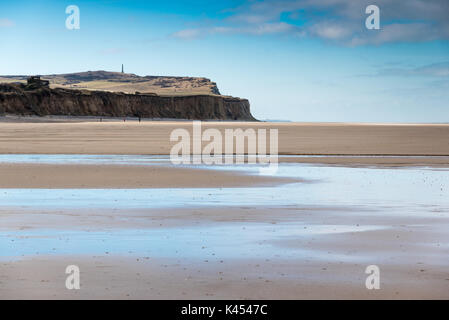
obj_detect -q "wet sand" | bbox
[0,120,449,155]
[1,205,449,299]
[3,255,448,300]
[281,156,449,167]
[0,162,448,299]
[0,163,299,188]
[1,156,448,189]
[1,119,448,299]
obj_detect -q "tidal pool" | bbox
[1,155,448,262]
[0,223,385,261]
[0,160,448,213]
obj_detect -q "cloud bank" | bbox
[378,61,449,77]
[172,0,449,45]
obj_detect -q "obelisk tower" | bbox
[121,64,124,73]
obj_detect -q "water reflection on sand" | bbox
[1,155,448,263]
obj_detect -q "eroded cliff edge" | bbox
[0,83,256,121]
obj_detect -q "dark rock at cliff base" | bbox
[0,83,256,121]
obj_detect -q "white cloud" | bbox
[364,61,449,78]
[0,18,14,28]
[171,0,449,45]
[171,28,203,40]
[417,62,449,77]
[172,22,302,39]
[242,22,298,35]
[351,23,441,46]
[309,22,352,40]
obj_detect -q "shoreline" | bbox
[1,114,449,124]
[1,154,448,167]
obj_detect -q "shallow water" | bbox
[1,160,448,213]
[0,153,447,166]
[0,154,172,165]
[1,155,448,261]
[0,224,384,261]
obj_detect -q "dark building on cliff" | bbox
[25,76,49,90]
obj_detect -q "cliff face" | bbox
[0,84,255,121]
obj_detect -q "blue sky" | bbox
[0,0,448,122]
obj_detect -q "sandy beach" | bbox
[2,0,449,305]
[1,120,448,299]
[1,119,449,155]
[2,202,449,299]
